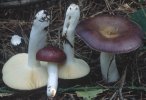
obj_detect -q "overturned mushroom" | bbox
[59,4,90,79]
[76,15,143,82]
[2,10,50,90]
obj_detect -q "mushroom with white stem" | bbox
[2,10,50,90]
[36,46,66,97]
[59,4,90,79]
[76,15,143,83]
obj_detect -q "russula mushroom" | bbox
[76,15,143,83]
[59,4,90,79]
[2,10,50,90]
[36,46,66,97]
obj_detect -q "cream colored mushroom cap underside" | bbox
[2,53,48,90]
[58,58,90,79]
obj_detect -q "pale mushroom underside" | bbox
[58,58,90,79]
[2,53,48,90]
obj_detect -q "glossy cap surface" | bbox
[36,46,66,63]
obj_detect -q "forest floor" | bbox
[0,0,146,100]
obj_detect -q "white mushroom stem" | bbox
[28,10,49,67]
[63,42,74,64]
[100,52,119,82]
[47,63,58,97]
[62,4,80,64]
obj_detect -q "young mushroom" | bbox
[76,15,143,83]
[11,35,22,46]
[36,46,66,97]
[2,10,50,90]
[59,4,90,79]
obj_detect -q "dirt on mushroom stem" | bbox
[0,0,146,100]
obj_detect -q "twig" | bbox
[110,90,118,100]
[104,0,114,15]
[18,23,29,46]
[110,67,127,100]
[118,67,127,100]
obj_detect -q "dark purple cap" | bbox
[76,15,143,53]
[36,46,66,63]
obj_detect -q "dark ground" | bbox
[0,0,146,100]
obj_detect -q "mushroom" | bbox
[36,46,66,97]
[2,10,50,90]
[76,15,143,83]
[11,35,22,46]
[59,4,90,79]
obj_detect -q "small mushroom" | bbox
[36,46,66,97]
[11,35,22,46]
[76,15,143,82]
[2,10,50,90]
[59,4,90,79]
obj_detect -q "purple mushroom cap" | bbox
[36,46,66,63]
[76,15,144,53]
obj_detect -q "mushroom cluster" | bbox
[76,15,143,82]
[2,4,90,97]
[2,10,50,90]
[2,3,144,99]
